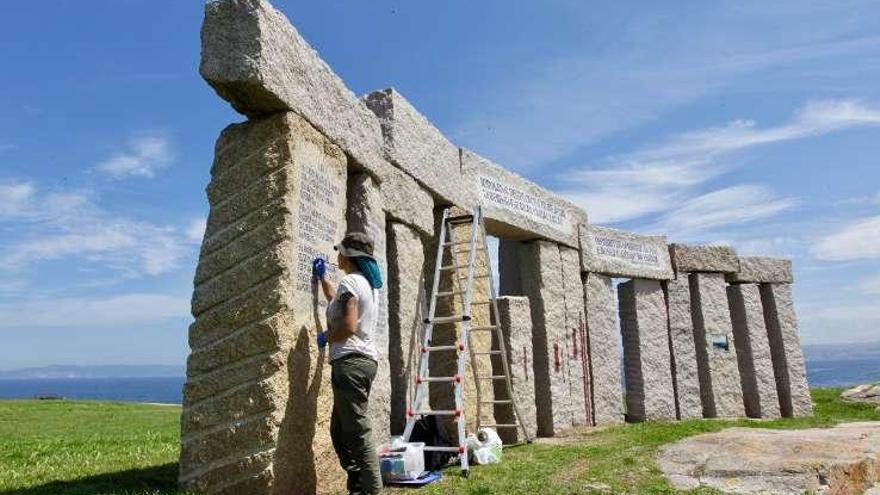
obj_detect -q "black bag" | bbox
[407,416,456,471]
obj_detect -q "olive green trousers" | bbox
[331,353,381,494]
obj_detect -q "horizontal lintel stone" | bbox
[670,243,739,274]
[726,256,793,284]
[579,224,674,280]
[460,149,587,248]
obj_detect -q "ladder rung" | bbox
[443,240,470,246]
[435,290,465,297]
[478,375,507,380]
[481,424,519,428]
[481,400,512,404]
[471,325,497,331]
[446,214,474,224]
[471,300,492,305]
[424,345,459,352]
[420,376,461,383]
[414,410,459,416]
[424,446,463,453]
[427,315,471,324]
[439,264,457,271]
[458,273,489,280]
[474,350,502,356]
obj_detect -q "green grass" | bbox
[1,389,878,495]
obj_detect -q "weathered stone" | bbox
[670,244,739,274]
[618,279,677,422]
[727,256,794,284]
[659,422,880,494]
[181,111,347,495]
[560,247,591,426]
[761,283,813,418]
[841,383,880,407]
[663,277,703,420]
[460,149,586,248]
[364,88,467,207]
[491,296,537,443]
[346,172,391,445]
[727,284,781,419]
[689,272,745,418]
[515,240,571,436]
[579,225,674,280]
[379,166,435,237]
[386,222,425,435]
[200,0,389,177]
[584,273,625,425]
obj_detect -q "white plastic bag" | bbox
[466,427,503,465]
[379,441,426,482]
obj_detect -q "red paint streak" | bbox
[553,342,560,373]
[522,345,529,380]
[572,328,579,358]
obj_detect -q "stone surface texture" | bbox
[491,296,538,443]
[386,222,425,435]
[579,225,674,280]
[200,0,388,177]
[659,422,880,495]
[726,256,793,284]
[842,383,880,409]
[761,283,813,417]
[584,273,625,425]
[670,244,740,274]
[460,149,586,248]
[618,279,677,422]
[664,277,703,420]
[560,247,591,426]
[346,172,391,445]
[517,240,572,436]
[363,88,467,207]
[727,284,781,419]
[182,112,346,495]
[378,165,435,237]
[689,272,745,419]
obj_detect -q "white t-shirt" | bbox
[326,272,379,363]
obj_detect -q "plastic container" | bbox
[379,442,425,482]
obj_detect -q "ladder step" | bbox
[424,446,463,453]
[424,345,460,352]
[419,376,462,383]
[470,325,497,331]
[458,273,489,280]
[481,400,512,404]
[446,214,474,224]
[413,410,460,416]
[427,315,471,324]
[471,300,492,306]
[435,290,465,297]
[481,424,519,428]
[443,240,470,246]
[474,350,502,356]
[478,375,508,380]
[439,264,458,271]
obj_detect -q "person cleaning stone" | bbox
[313,231,383,495]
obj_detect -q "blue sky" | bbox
[1,1,879,369]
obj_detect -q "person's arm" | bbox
[320,277,336,301]
[313,257,336,300]
[325,292,359,343]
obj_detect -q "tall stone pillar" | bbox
[727,283,781,419]
[346,173,391,444]
[760,283,812,417]
[385,223,425,435]
[618,279,677,422]
[181,113,347,495]
[491,296,537,443]
[664,277,703,420]
[584,273,625,425]
[689,272,745,418]
[560,246,591,426]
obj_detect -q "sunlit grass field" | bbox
[1,389,878,495]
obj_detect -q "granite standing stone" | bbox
[491,296,538,443]
[182,112,347,495]
[728,284,781,419]
[760,283,813,417]
[579,225,674,281]
[386,222,426,435]
[664,277,703,420]
[346,173,391,444]
[726,257,794,284]
[619,279,677,422]
[584,273,625,425]
[670,244,739,274]
[560,247,591,426]
[689,272,745,419]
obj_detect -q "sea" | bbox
[0,358,876,404]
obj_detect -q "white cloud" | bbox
[800,301,880,344]
[186,217,207,244]
[812,215,880,261]
[860,274,880,295]
[95,135,172,178]
[0,180,193,277]
[0,293,189,328]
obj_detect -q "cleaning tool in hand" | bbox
[312,257,327,280]
[316,331,328,349]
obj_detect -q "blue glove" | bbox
[316,331,328,349]
[312,257,327,280]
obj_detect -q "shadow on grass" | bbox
[1,463,188,495]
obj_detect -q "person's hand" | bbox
[312,257,327,280]
[316,331,328,349]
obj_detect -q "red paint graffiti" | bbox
[553,342,560,373]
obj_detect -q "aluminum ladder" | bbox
[401,205,531,477]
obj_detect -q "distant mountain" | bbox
[0,365,185,379]
[804,341,880,362]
